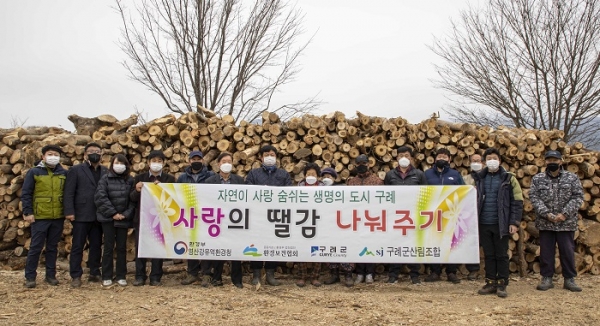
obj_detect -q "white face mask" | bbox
[486,160,500,172]
[45,155,60,166]
[398,157,411,168]
[150,163,163,173]
[263,156,276,166]
[220,163,233,173]
[305,176,317,185]
[322,178,334,186]
[113,164,126,174]
[470,162,483,172]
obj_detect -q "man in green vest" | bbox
[21,145,67,288]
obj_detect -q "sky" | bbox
[0,0,474,130]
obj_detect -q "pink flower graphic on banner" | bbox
[149,189,177,244]
[442,192,468,249]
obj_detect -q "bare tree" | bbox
[115,0,318,123]
[431,0,600,147]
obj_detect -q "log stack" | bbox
[0,111,599,277]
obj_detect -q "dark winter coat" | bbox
[346,172,383,186]
[384,166,428,186]
[205,173,245,185]
[530,170,584,232]
[245,166,292,186]
[130,172,176,225]
[424,165,465,185]
[176,165,215,184]
[63,162,108,222]
[475,167,524,237]
[94,171,135,228]
[21,161,67,219]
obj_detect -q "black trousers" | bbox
[250,261,277,270]
[70,221,102,278]
[388,264,420,278]
[101,222,128,281]
[354,263,375,275]
[25,219,64,280]
[539,230,576,278]
[135,228,163,281]
[466,264,480,272]
[429,264,458,275]
[199,260,243,284]
[479,224,509,283]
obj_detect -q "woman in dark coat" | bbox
[95,154,135,287]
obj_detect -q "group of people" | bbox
[21,142,584,297]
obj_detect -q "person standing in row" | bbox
[95,154,135,287]
[296,163,324,287]
[475,148,523,298]
[177,150,215,286]
[246,145,292,286]
[462,153,483,281]
[203,152,245,288]
[384,146,427,285]
[130,150,176,286]
[424,148,465,284]
[347,154,383,285]
[22,145,67,288]
[64,142,108,288]
[530,151,584,292]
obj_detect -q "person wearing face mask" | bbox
[320,167,338,186]
[130,150,176,286]
[246,145,292,286]
[383,146,427,285]
[94,154,135,287]
[530,151,584,293]
[63,142,108,288]
[200,152,245,288]
[347,154,383,286]
[424,148,465,284]
[462,153,484,280]
[21,145,67,288]
[176,150,218,286]
[295,163,324,287]
[475,148,523,298]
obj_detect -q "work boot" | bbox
[201,275,212,288]
[45,277,59,286]
[265,269,280,286]
[496,279,508,298]
[447,273,461,284]
[25,279,36,288]
[424,273,440,282]
[344,273,354,287]
[324,268,340,285]
[536,276,554,291]
[71,277,82,288]
[467,271,479,281]
[563,278,582,292]
[354,274,365,285]
[365,274,374,284]
[387,275,398,284]
[311,278,322,287]
[477,278,497,295]
[88,275,101,283]
[181,274,198,285]
[133,278,145,286]
[251,269,261,285]
[410,276,421,284]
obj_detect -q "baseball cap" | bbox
[544,150,562,159]
[355,154,369,164]
[189,150,203,159]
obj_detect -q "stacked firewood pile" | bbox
[0,109,599,277]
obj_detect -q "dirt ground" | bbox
[1,266,599,326]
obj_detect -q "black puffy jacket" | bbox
[94,171,135,228]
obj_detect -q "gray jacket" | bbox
[530,170,584,232]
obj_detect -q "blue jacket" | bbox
[176,166,215,184]
[424,166,465,185]
[245,166,292,186]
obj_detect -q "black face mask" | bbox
[191,162,203,171]
[356,165,368,174]
[88,153,101,164]
[435,160,448,169]
[547,163,560,172]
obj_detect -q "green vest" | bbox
[32,167,65,219]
